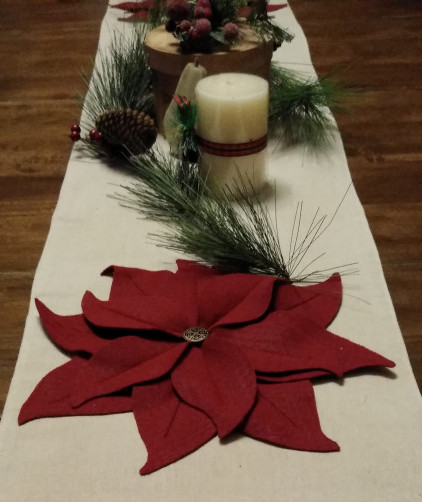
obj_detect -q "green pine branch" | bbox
[116,150,358,282]
[269,63,357,147]
[119,150,290,277]
[81,25,154,132]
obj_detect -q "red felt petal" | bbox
[104,266,178,302]
[267,4,288,12]
[71,336,187,407]
[84,267,198,334]
[133,381,216,474]
[243,381,339,452]
[18,358,132,425]
[102,265,152,302]
[111,1,152,11]
[178,262,278,328]
[35,299,107,354]
[82,291,193,336]
[216,311,394,378]
[82,291,158,331]
[171,337,256,438]
[118,10,150,21]
[198,274,277,329]
[274,273,342,328]
[88,264,277,336]
[176,259,222,278]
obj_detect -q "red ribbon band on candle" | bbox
[197,135,268,157]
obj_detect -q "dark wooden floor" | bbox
[0,0,421,418]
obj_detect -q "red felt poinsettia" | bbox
[19,260,394,475]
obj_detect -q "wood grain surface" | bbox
[0,0,421,418]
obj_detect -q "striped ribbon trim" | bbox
[197,135,267,157]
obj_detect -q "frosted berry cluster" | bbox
[165,0,240,53]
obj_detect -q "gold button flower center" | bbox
[183,327,209,343]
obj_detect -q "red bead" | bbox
[70,131,81,142]
[94,130,103,142]
[70,123,81,133]
[89,129,97,141]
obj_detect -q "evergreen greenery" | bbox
[120,150,290,278]
[173,100,200,163]
[269,63,354,146]
[78,15,359,281]
[80,23,353,156]
[118,150,357,282]
[245,2,294,47]
[80,25,154,156]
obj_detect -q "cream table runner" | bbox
[1,4,421,501]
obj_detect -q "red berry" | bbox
[194,5,211,18]
[189,28,199,40]
[70,131,80,142]
[94,130,103,142]
[167,0,190,21]
[89,129,97,141]
[70,123,81,133]
[195,18,211,38]
[179,19,191,32]
[223,22,239,42]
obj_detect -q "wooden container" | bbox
[144,25,274,133]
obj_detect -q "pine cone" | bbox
[95,108,157,155]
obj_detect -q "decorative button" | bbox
[183,327,209,343]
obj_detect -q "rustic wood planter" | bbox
[144,25,274,133]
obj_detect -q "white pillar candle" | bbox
[195,73,269,195]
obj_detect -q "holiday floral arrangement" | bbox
[162,0,291,53]
[68,10,354,275]
[114,0,292,53]
[18,1,389,481]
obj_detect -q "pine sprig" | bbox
[175,101,200,163]
[247,18,293,47]
[144,0,168,27]
[81,25,153,133]
[245,2,294,47]
[119,150,290,277]
[269,63,354,146]
[116,150,357,282]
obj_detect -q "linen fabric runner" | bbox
[0,4,421,501]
